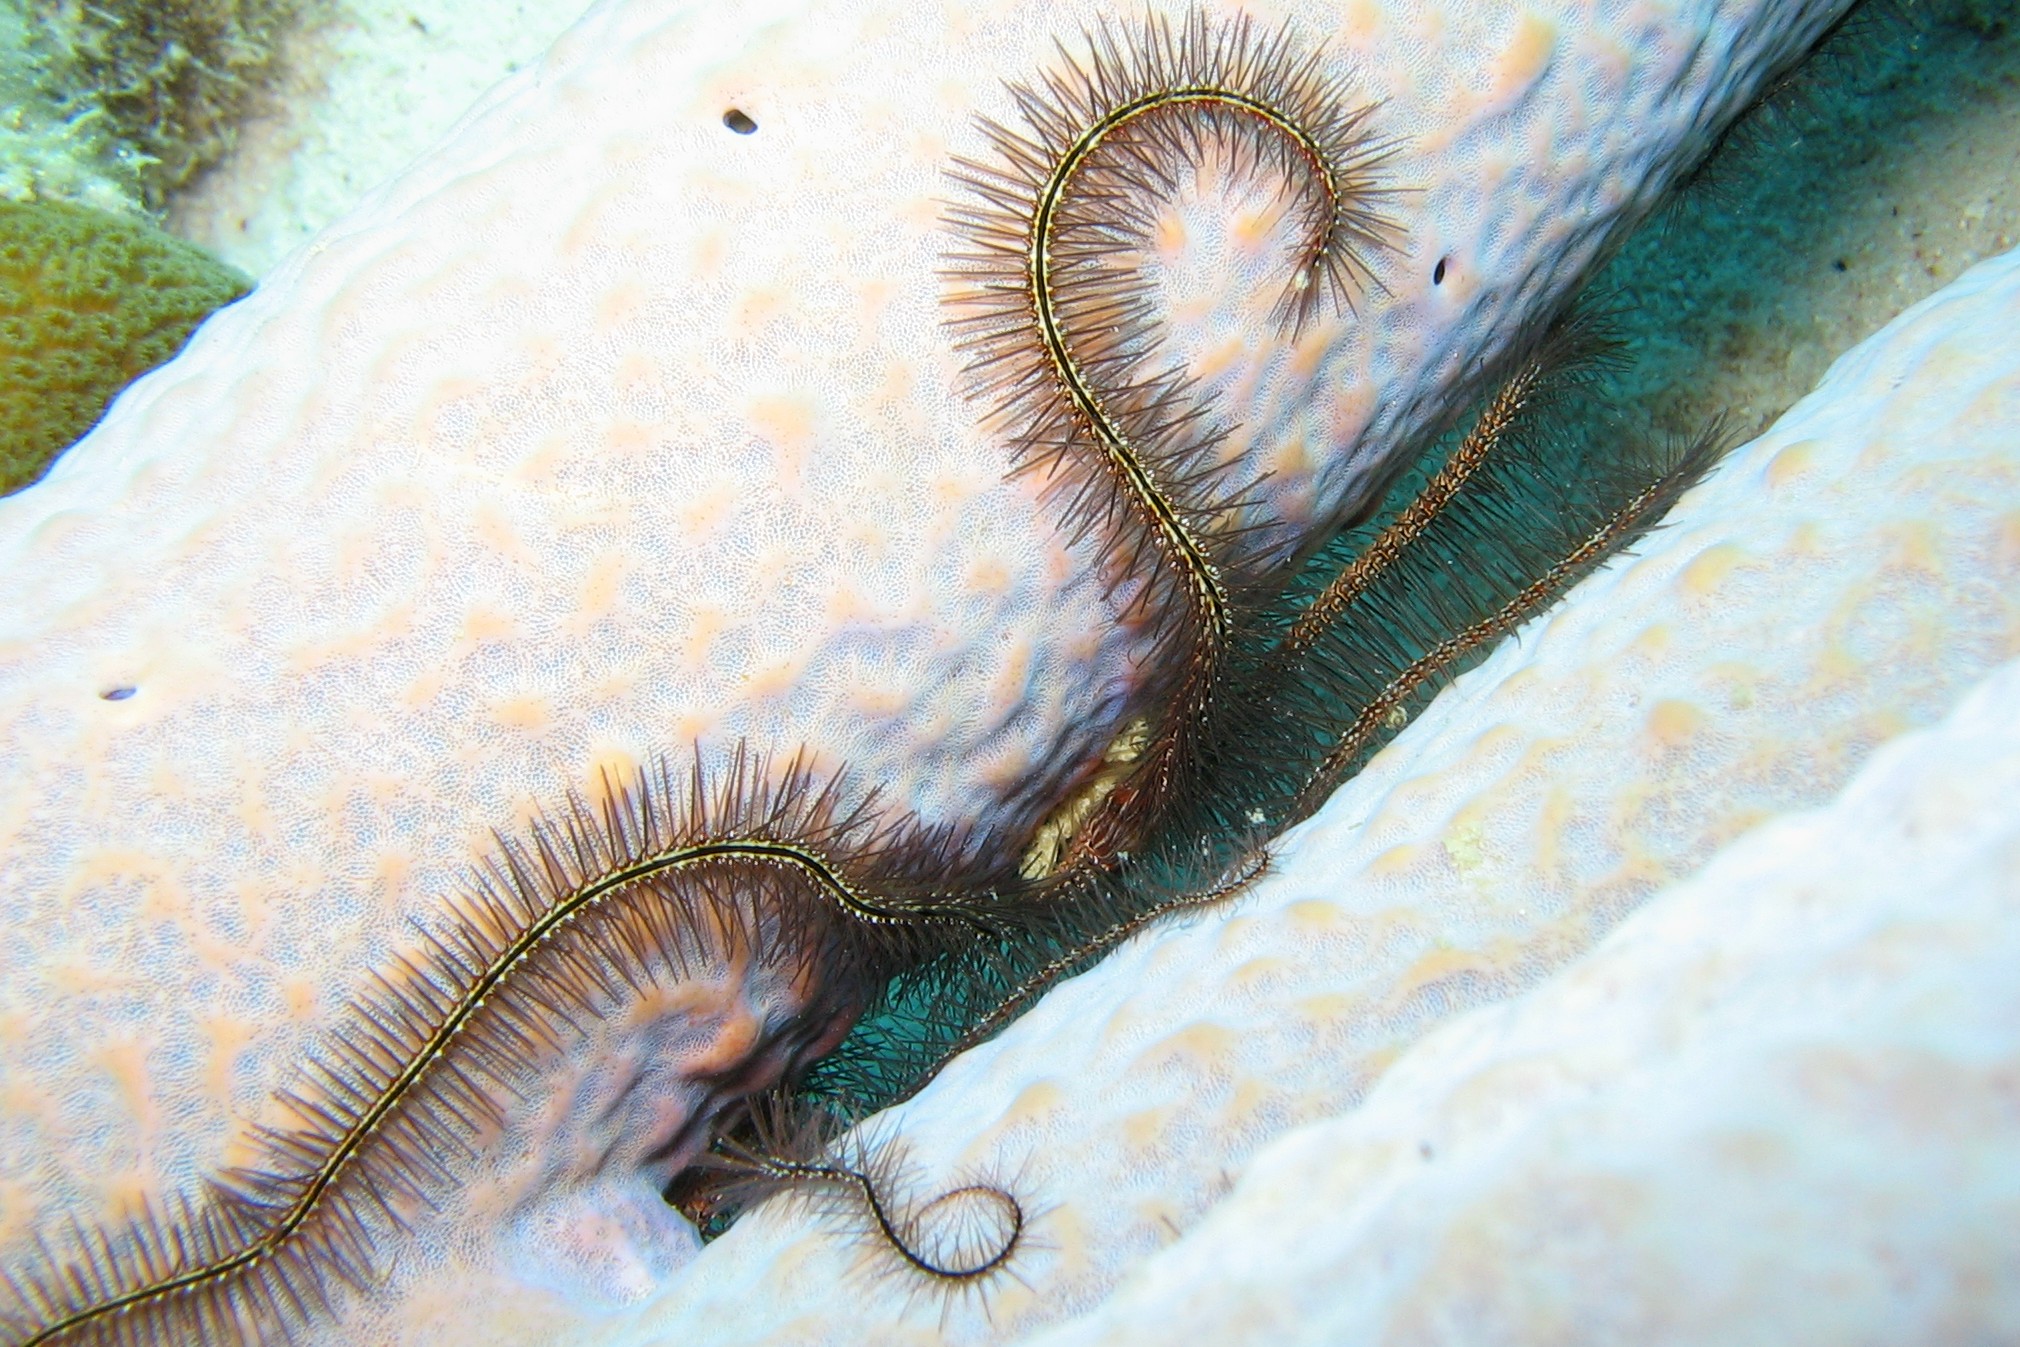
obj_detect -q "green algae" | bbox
[0,2,145,212]
[3,0,322,216]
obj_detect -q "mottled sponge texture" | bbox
[0,198,249,494]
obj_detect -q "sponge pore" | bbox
[0,197,249,494]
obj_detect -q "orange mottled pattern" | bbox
[640,244,2020,1347]
[0,0,1856,1342]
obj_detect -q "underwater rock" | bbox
[168,0,596,275]
[0,6,143,214]
[24,0,319,213]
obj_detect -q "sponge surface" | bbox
[634,243,2020,1347]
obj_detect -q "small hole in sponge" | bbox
[1432,257,1448,285]
[101,685,137,701]
[722,109,758,135]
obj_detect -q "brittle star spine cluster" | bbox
[944,9,1396,871]
[11,8,1748,1343]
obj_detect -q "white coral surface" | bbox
[637,247,2020,1344]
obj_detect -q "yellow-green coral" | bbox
[0,197,248,494]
